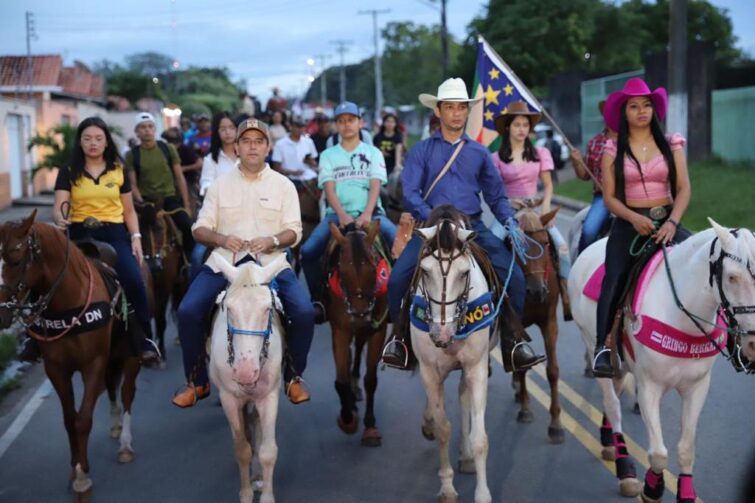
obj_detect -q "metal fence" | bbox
[712,86,755,163]
[580,70,644,148]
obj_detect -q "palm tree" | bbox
[27,124,77,177]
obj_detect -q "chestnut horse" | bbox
[136,200,188,362]
[511,205,565,444]
[325,221,389,446]
[291,180,321,274]
[0,211,139,500]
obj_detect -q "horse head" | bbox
[517,207,560,303]
[329,221,381,330]
[213,252,288,388]
[0,210,42,329]
[416,205,475,348]
[135,199,167,268]
[709,219,755,366]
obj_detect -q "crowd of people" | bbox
[22,74,695,411]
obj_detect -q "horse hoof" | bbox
[337,413,359,435]
[74,487,93,503]
[548,426,565,444]
[421,424,435,441]
[437,492,459,503]
[584,367,595,378]
[601,446,615,461]
[118,448,135,464]
[72,478,93,495]
[517,409,534,423]
[640,492,662,503]
[633,402,641,415]
[110,425,122,439]
[158,359,167,370]
[458,458,476,474]
[360,427,382,447]
[619,477,642,498]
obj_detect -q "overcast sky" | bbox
[2,0,753,102]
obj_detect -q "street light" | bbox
[306,58,315,67]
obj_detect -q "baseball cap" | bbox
[134,112,156,128]
[334,101,360,119]
[196,113,210,121]
[236,118,270,143]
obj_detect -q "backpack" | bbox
[130,140,173,180]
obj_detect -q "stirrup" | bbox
[505,341,544,372]
[381,338,409,369]
[592,347,614,377]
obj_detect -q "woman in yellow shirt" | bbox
[53,116,155,360]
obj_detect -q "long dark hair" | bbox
[379,113,400,137]
[614,102,677,203]
[210,111,235,163]
[497,115,539,163]
[69,116,122,183]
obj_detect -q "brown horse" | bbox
[0,211,140,499]
[511,205,565,444]
[325,221,389,446]
[136,200,188,363]
[291,180,321,273]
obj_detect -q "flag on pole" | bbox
[466,35,542,151]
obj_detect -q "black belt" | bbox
[628,205,672,220]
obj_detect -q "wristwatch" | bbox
[271,235,280,249]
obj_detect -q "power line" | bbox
[329,40,353,103]
[358,9,390,115]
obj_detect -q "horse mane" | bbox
[517,210,543,233]
[425,204,469,252]
[329,223,371,271]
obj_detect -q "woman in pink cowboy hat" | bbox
[592,77,692,377]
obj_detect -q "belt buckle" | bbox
[649,206,668,220]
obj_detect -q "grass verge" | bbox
[555,158,755,231]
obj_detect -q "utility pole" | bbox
[25,11,37,102]
[667,0,688,141]
[440,0,449,77]
[359,8,390,115]
[330,40,353,103]
[313,54,331,107]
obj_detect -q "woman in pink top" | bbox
[492,101,572,319]
[592,78,692,378]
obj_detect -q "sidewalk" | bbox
[0,194,54,223]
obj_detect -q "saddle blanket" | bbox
[582,248,727,359]
[409,292,496,340]
[29,302,112,337]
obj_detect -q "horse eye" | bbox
[727,274,738,284]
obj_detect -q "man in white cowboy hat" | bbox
[382,78,545,372]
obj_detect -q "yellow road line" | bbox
[529,364,678,494]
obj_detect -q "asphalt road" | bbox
[0,212,753,503]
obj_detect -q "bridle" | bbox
[225,283,275,371]
[418,219,472,334]
[521,228,552,292]
[335,229,379,323]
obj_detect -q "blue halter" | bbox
[225,284,275,366]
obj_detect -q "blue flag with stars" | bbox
[466,35,541,150]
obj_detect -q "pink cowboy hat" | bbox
[603,77,667,132]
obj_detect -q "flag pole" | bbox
[480,36,603,191]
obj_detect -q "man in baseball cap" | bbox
[174,118,315,407]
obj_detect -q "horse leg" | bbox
[516,370,533,423]
[106,359,123,439]
[249,405,263,492]
[351,336,364,402]
[673,375,710,503]
[255,391,280,503]
[419,364,457,502]
[600,413,616,461]
[155,292,168,365]
[466,361,491,503]
[72,357,108,496]
[543,319,564,443]
[458,370,474,474]
[360,330,383,447]
[597,377,641,497]
[47,368,79,477]
[219,391,254,503]
[117,357,140,463]
[332,328,358,434]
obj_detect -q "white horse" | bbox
[411,214,497,503]
[568,220,755,502]
[208,252,289,503]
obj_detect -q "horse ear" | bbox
[416,226,437,241]
[14,209,37,236]
[510,200,524,211]
[365,220,380,245]
[531,197,544,208]
[210,251,239,283]
[329,222,347,245]
[540,207,560,227]
[708,218,734,250]
[456,228,476,242]
[257,254,289,284]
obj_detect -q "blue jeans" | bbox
[578,193,611,253]
[69,223,151,337]
[300,212,396,301]
[177,257,315,386]
[387,219,526,326]
[190,243,208,281]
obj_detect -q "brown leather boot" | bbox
[286,377,311,404]
[172,383,211,408]
[559,278,573,321]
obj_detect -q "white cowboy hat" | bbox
[418,78,483,110]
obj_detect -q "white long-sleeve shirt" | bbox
[199,149,238,196]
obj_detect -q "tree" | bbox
[125,52,175,77]
[27,124,77,176]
